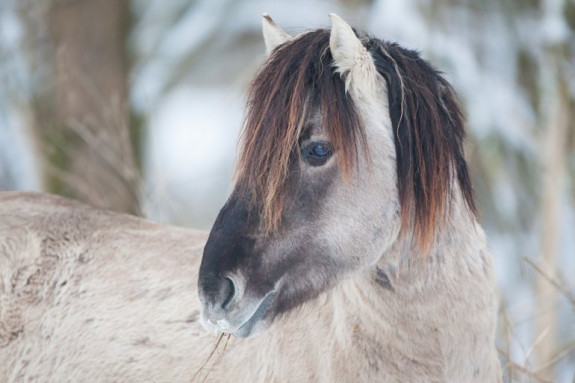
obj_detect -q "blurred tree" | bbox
[23,0,141,215]
[535,69,568,382]
[534,2,573,379]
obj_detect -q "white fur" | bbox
[262,14,291,53]
[329,14,379,99]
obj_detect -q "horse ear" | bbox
[262,14,291,53]
[329,13,377,94]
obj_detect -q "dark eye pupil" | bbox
[311,144,329,157]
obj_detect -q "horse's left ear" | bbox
[262,14,291,53]
[329,13,377,95]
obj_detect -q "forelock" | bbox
[236,29,366,234]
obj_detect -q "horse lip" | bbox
[233,291,277,338]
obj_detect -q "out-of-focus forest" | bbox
[0,0,574,381]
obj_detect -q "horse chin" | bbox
[199,291,277,338]
[233,291,276,338]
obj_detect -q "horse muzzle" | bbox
[198,274,276,338]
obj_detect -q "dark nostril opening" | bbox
[220,277,235,310]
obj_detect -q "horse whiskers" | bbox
[222,333,231,352]
[201,334,232,383]
[191,333,227,383]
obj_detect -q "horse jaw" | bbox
[262,14,291,53]
[329,13,379,98]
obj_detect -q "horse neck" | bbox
[327,192,500,380]
[377,191,491,296]
[220,194,500,381]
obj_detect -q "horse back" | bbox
[0,191,213,382]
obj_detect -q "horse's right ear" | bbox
[329,13,378,97]
[262,14,291,53]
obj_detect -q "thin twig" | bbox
[525,327,550,366]
[534,339,575,372]
[497,347,554,383]
[524,256,575,305]
[498,299,514,382]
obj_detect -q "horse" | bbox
[0,14,502,382]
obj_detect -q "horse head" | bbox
[198,14,475,338]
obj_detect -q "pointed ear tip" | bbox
[329,13,343,23]
[262,13,273,23]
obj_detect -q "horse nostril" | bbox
[220,277,236,310]
[199,274,237,311]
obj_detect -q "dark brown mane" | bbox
[364,37,477,251]
[237,28,476,252]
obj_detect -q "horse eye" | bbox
[302,141,333,166]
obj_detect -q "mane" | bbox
[363,37,477,251]
[237,28,476,252]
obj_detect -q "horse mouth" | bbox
[233,291,277,338]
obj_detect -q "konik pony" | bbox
[0,14,501,382]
